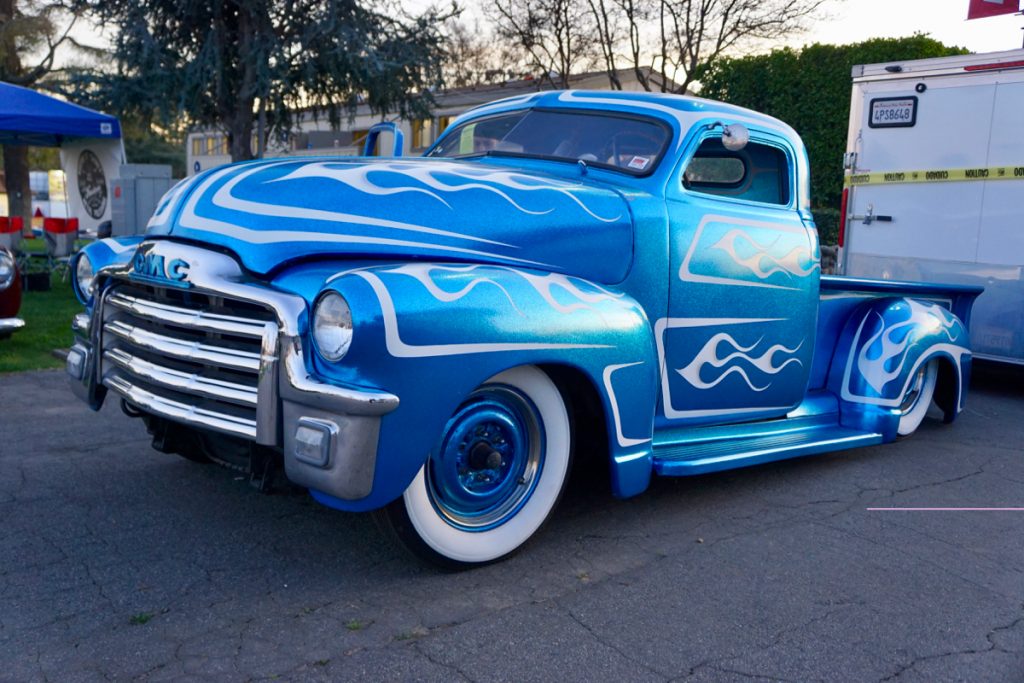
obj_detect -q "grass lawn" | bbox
[1,259,82,374]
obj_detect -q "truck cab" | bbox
[68,91,980,567]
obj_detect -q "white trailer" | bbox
[838,49,1024,364]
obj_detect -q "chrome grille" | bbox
[99,281,278,441]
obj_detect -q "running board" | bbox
[652,425,883,476]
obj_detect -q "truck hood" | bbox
[148,157,634,281]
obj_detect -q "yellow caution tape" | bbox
[844,165,1024,187]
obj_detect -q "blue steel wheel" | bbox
[377,366,572,568]
[426,384,544,531]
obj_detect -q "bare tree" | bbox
[583,0,623,89]
[493,0,823,93]
[489,0,598,88]
[443,19,524,88]
[655,0,826,93]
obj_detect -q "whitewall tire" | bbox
[897,359,939,437]
[375,365,572,568]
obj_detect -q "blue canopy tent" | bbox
[0,81,122,146]
[0,82,125,233]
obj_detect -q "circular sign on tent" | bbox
[77,149,108,219]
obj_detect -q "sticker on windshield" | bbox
[628,156,651,170]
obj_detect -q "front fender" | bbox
[828,297,972,440]
[311,263,658,510]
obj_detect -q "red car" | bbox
[0,246,24,338]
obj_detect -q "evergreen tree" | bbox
[69,0,453,162]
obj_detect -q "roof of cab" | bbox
[450,89,799,143]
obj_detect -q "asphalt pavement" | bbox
[1,366,1021,682]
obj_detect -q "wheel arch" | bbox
[310,263,659,511]
[827,296,972,439]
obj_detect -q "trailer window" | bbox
[683,137,791,206]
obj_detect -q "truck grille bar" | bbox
[99,281,279,443]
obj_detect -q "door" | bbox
[657,130,819,428]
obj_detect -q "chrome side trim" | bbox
[0,318,25,334]
[278,334,399,416]
[107,292,267,339]
[104,347,258,406]
[104,320,262,372]
[72,312,90,335]
[104,375,258,439]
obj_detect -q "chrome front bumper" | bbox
[0,317,24,336]
[67,241,399,500]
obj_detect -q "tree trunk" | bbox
[2,145,31,233]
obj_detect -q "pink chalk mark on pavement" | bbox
[866,507,1024,511]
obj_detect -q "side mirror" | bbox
[721,123,750,152]
[362,122,405,157]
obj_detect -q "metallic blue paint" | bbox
[69,90,983,526]
[148,156,635,280]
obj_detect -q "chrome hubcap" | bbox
[900,365,928,414]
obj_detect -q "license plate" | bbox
[869,97,917,128]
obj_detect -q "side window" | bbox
[683,136,791,206]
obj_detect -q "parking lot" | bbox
[1,366,1021,682]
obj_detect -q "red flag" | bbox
[967,0,1021,20]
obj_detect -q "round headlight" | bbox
[313,292,353,361]
[74,253,95,301]
[0,250,13,290]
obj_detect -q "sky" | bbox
[445,0,1024,54]
[57,0,1024,72]
[798,0,1024,52]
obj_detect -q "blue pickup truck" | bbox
[68,91,981,567]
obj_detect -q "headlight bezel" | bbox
[72,252,96,304]
[0,249,14,291]
[312,291,354,362]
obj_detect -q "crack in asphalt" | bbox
[412,639,476,682]
[560,601,674,680]
[672,604,857,682]
[878,612,1024,681]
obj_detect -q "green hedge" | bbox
[699,36,967,210]
[811,208,840,247]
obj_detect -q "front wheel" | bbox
[375,366,572,568]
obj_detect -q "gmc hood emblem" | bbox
[131,250,191,287]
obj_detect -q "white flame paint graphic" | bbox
[385,263,627,317]
[385,264,525,317]
[677,333,803,392]
[712,229,817,280]
[856,300,961,395]
[273,161,623,223]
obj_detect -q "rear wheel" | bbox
[897,359,939,436]
[375,365,572,568]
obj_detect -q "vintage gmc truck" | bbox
[68,91,981,567]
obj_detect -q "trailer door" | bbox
[842,72,1024,362]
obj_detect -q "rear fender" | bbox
[314,263,659,510]
[827,297,971,440]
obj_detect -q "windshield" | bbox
[427,109,670,175]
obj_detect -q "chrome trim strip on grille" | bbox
[104,375,258,439]
[104,320,262,372]
[255,323,280,445]
[98,242,307,336]
[92,242,399,449]
[107,292,268,339]
[104,347,258,407]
